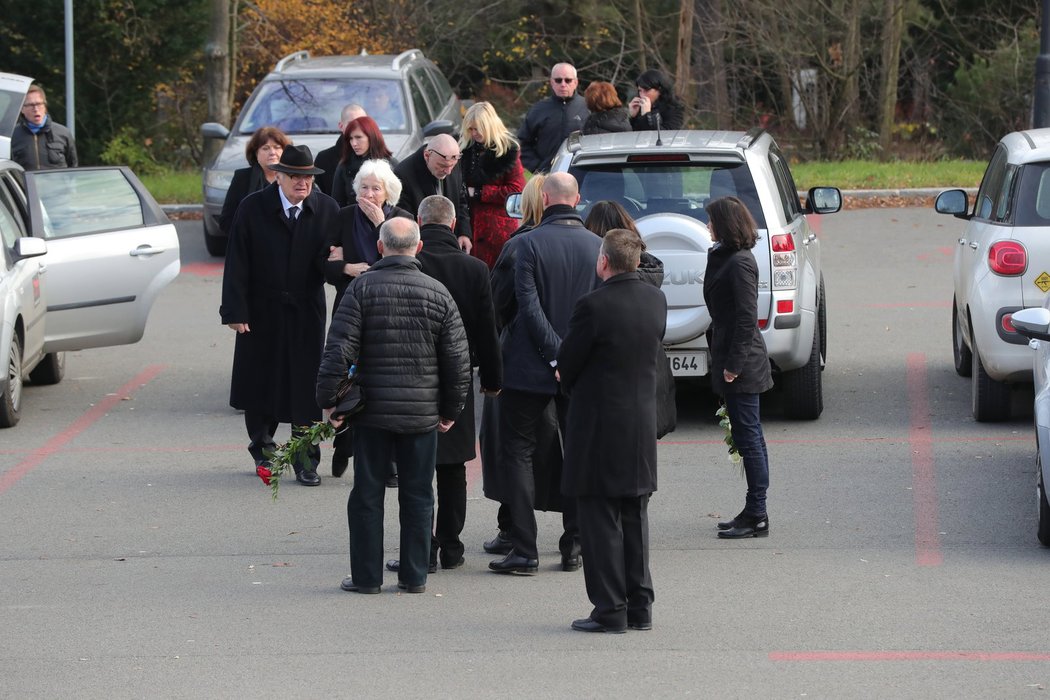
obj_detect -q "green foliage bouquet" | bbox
[260,422,336,500]
[715,403,743,476]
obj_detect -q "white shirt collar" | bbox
[277,186,304,215]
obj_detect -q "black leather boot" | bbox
[717,512,769,539]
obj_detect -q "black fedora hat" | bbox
[269,144,324,175]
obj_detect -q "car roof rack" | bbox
[392,49,423,70]
[274,50,310,72]
[736,127,766,149]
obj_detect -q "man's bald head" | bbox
[424,134,461,179]
[339,103,366,129]
[379,217,422,256]
[542,172,580,208]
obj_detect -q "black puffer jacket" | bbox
[583,107,631,135]
[316,255,471,433]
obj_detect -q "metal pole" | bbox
[1034,0,1050,128]
[64,0,75,138]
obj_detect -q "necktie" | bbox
[288,206,299,221]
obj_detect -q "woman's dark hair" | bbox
[706,196,758,250]
[636,69,681,106]
[340,116,392,164]
[244,126,290,166]
[584,81,622,112]
[584,200,646,250]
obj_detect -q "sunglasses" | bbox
[552,77,576,84]
[427,149,461,163]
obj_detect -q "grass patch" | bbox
[792,159,985,190]
[140,169,201,204]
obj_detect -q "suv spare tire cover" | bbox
[636,213,712,345]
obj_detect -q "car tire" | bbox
[780,316,823,420]
[1039,456,1050,547]
[28,351,65,385]
[204,222,227,257]
[1,332,24,428]
[970,326,1011,422]
[952,300,972,377]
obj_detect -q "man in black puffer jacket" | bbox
[317,217,470,595]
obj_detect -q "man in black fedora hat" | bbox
[220,145,340,486]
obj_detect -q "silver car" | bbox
[200,49,462,255]
[936,128,1050,421]
[1002,305,1050,545]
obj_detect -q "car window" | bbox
[975,145,1008,220]
[0,88,24,142]
[408,72,432,128]
[32,170,143,239]
[768,147,802,221]
[427,66,454,108]
[0,172,28,239]
[569,162,766,228]
[1009,162,1050,226]
[993,164,1018,222]
[416,67,443,118]
[0,189,21,249]
[238,79,408,135]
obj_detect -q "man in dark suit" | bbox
[556,228,667,633]
[314,103,366,195]
[384,195,503,574]
[219,145,339,487]
[394,134,473,252]
[488,172,601,575]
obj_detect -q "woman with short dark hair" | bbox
[703,196,773,539]
[582,82,631,135]
[629,69,685,131]
[218,126,291,235]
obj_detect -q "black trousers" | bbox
[498,388,578,561]
[431,462,466,566]
[576,494,654,629]
[245,411,319,473]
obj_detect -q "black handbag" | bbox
[332,365,365,421]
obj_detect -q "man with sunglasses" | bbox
[11,84,78,171]
[394,133,473,252]
[517,63,589,174]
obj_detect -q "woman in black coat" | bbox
[582,81,631,135]
[628,69,685,131]
[218,126,290,235]
[329,116,397,208]
[324,158,413,475]
[703,196,774,539]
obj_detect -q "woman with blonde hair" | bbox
[459,102,526,268]
[514,173,546,235]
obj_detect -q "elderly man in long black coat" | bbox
[394,133,473,250]
[557,229,667,634]
[383,195,502,573]
[220,145,339,486]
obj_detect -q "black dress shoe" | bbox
[441,556,465,570]
[386,559,437,574]
[385,474,398,488]
[331,455,349,478]
[571,617,626,634]
[397,581,426,593]
[488,551,538,575]
[561,554,582,572]
[340,576,380,594]
[295,470,321,486]
[717,510,746,530]
[627,620,653,631]
[483,531,513,555]
[718,513,769,539]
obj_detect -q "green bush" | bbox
[99,127,164,176]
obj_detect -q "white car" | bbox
[1003,305,1050,545]
[0,79,180,427]
[935,127,1050,421]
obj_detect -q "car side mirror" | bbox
[505,193,523,219]
[806,187,842,214]
[1012,307,1050,342]
[201,122,231,140]
[423,120,457,138]
[13,236,47,260]
[935,189,970,219]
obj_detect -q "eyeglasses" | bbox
[22,102,45,109]
[552,77,576,84]
[427,149,461,163]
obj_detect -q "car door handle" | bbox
[805,233,817,243]
[958,237,967,245]
[969,242,979,250]
[129,245,167,257]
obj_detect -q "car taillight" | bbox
[1002,313,1015,333]
[770,233,796,289]
[988,241,1027,276]
[777,300,794,314]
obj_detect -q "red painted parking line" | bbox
[180,262,224,276]
[771,651,1050,662]
[0,365,166,496]
[908,352,941,567]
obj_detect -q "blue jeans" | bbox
[724,393,769,516]
[349,426,437,588]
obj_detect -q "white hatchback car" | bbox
[0,75,180,427]
[936,128,1050,421]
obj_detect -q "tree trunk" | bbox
[204,0,232,126]
[675,0,695,111]
[634,0,647,71]
[695,0,729,128]
[842,0,861,133]
[877,0,904,156]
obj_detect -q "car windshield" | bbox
[568,162,766,228]
[237,78,409,135]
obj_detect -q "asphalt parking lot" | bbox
[2,207,1048,698]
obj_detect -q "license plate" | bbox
[667,352,707,376]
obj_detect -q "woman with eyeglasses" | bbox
[219,126,290,237]
[629,69,685,131]
[459,102,526,268]
[330,116,398,208]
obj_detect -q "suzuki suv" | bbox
[548,129,841,418]
[200,49,462,255]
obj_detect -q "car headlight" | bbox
[204,169,234,191]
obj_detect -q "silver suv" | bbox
[549,129,841,418]
[200,49,462,255]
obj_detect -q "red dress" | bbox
[461,142,526,269]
